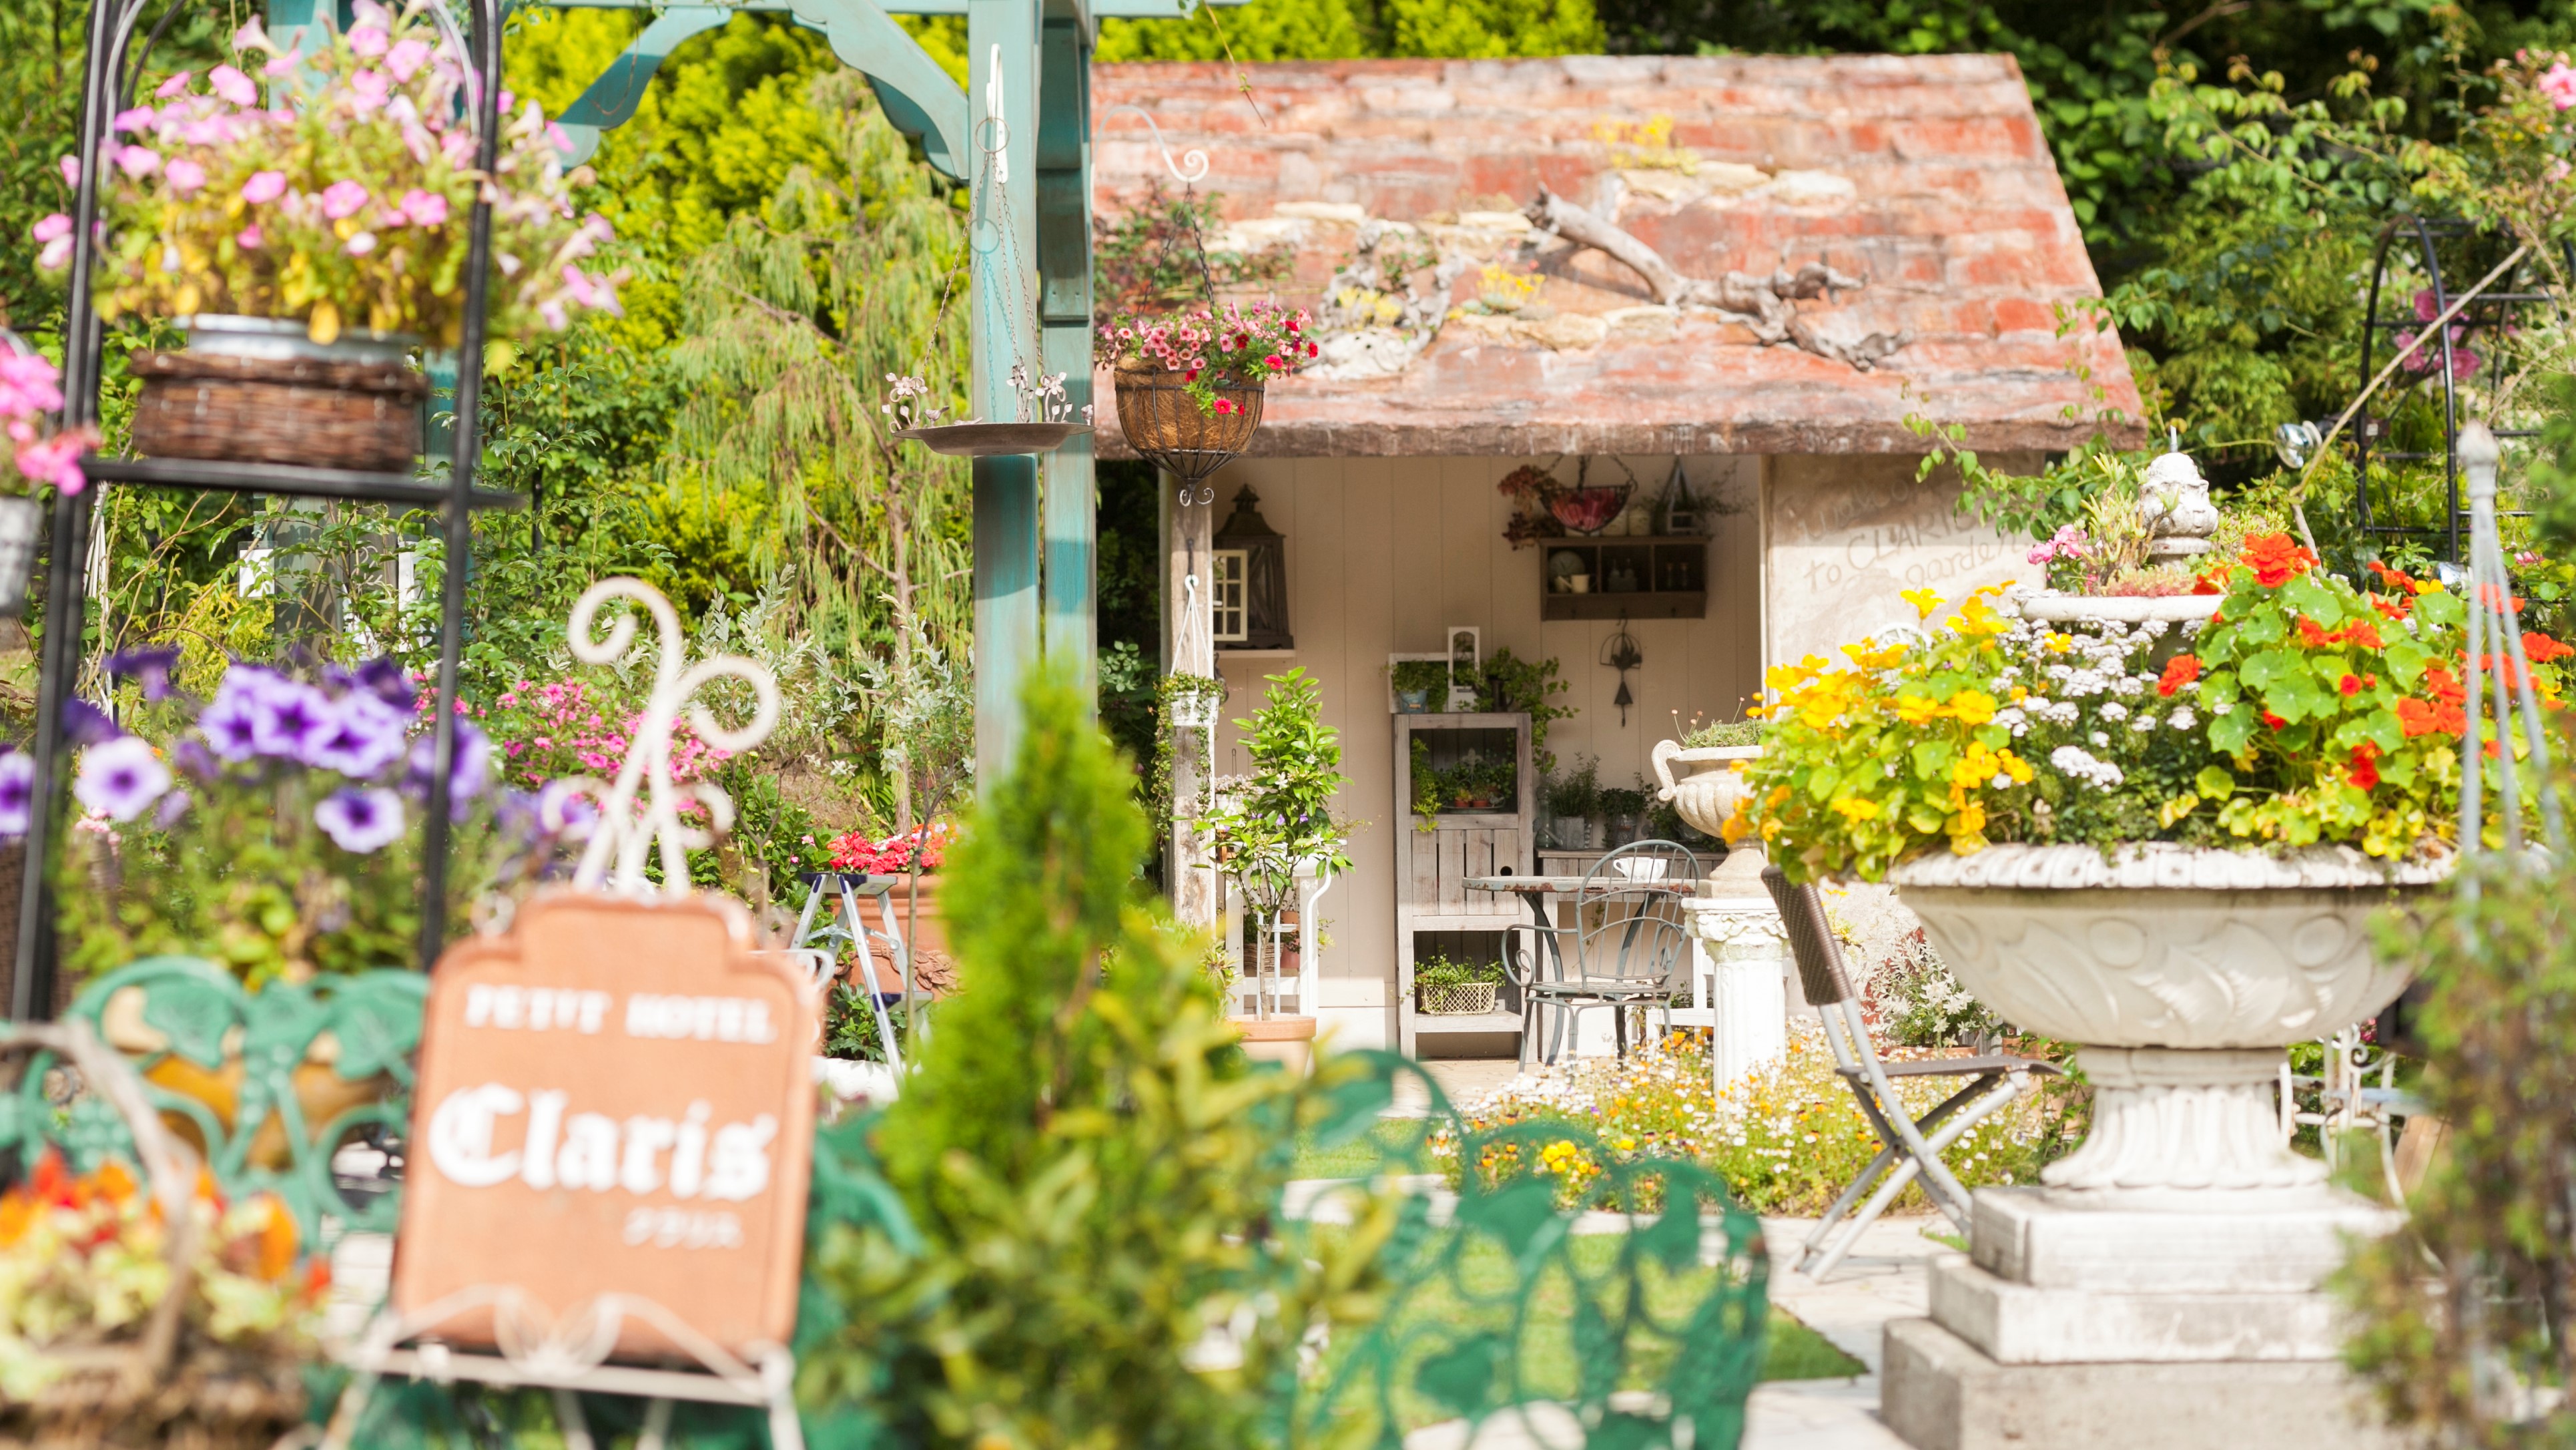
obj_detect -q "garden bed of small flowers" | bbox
[1430,1027,2087,1216]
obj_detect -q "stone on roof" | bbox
[1090,54,2147,458]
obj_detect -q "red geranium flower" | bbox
[2158,654,2200,697]
[2262,710,2290,730]
[2397,696,2466,738]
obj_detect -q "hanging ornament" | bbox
[1602,616,1643,727]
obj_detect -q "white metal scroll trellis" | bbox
[547,578,783,897]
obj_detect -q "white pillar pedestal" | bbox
[1679,872,1790,1088]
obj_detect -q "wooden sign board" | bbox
[394,891,817,1358]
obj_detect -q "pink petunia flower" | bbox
[232,18,272,52]
[153,71,194,99]
[348,69,390,111]
[348,23,389,57]
[240,169,286,204]
[14,433,87,495]
[36,237,69,270]
[163,157,207,196]
[236,225,264,248]
[320,179,370,218]
[113,145,159,178]
[0,354,64,418]
[57,155,77,187]
[263,49,302,78]
[30,214,69,244]
[397,188,448,226]
[2543,61,2576,110]
[209,64,258,106]
[384,38,432,82]
[111,106,155,133]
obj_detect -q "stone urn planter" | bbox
[1880,842,2443,1450]
[1652,740,1790,1083]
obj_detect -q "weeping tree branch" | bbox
[1523,186,1907,371]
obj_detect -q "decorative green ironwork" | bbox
[1281,1053,1770,1449]
[0,957,425,1247]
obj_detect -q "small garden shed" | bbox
[1091,53,2146,1051]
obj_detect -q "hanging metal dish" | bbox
[892,421,1092,457]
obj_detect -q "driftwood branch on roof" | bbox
[1523,186,1909,371]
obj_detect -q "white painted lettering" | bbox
[521,1090,567,1190]
[703,1115,777,1202]
[426,1083,523,1187]
[557,1112,621,1192]
[620,1116,676,1194]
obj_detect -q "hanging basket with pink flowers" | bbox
[36,2,625,476]
[1098,300,1316,487]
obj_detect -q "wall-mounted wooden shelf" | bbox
[1538,537,1708,620]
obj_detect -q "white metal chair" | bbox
[2280,1023,2431,1206]
[1763,866,2060,1281]
[1502,841,1701,1067]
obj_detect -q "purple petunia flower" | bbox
[0,751,33,836]
[250,678,333,759]
[535,778,598,841]
[170,737,219,782]
[73,736,171,822]
[406,719,491,814]
[107,644,184,702]
[200,670,274,761]
[306,690,406,778]
[314,786,404,853]
[154,788,190,828]
[354,656,412,707]
[59,698,117,748]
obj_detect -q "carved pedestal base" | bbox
[2039,1047,2326,1208]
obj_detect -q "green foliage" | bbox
[1679,719,1761,749]
[820,979,910,1062]
[2342,837,2576,1445]
[1413,951,1504,991]
[1211,668,1355,913]
[799,664,1385,1448]
[1875,932,2001,1049]
[1094,0,1604,63]
[1544,753,1601,819]
[1389,660,1450,696]
[1471,647,1575,774]
[1094,183,1291,316]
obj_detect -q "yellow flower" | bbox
[1901,587,1945,620]
[2045,632,2072,655]
[1843,638,1910,670]
[1830,796,1881,821]
[1946,689,1999,726]
[1951,595,2009,638]
[1891,692,1941,724]
[2001,750,2033,784]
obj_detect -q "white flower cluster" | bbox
[2049,744,2125,791]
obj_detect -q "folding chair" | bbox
[791,872,926,1073]
[1761,865,2061,1281]
[1504,841,1701,1068]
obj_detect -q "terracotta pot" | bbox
[1231,1015,1317,1075]
[855,875,954,997]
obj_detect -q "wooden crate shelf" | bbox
[1393,712,1534,1057]
[1537,537,1708,620]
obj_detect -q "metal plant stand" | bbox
[19,0,521,1015]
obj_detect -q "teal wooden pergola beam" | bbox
[502,0,1221,779]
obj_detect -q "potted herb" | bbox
[0,337,94,614]
[40,3,623,473]
[1742,540,2567,1206]
[1546,754,1600,849]
[1413,952,1504,1015]
[1597,783,1648,847]
[1096,300,1315,472]
[1207,668,1351,1067]
[1388,658,1448,714]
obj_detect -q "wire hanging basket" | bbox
[1113,364,1265,485]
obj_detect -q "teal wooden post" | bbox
[966,0,1042,776]
[1036,16,1096,704]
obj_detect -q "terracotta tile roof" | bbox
[1089,55,2146,457]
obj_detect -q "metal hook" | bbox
[1097,103,1211,186]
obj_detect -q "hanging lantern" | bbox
[1212,486,1293,650]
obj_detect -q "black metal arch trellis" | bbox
[2352,216,2570,566]
[14,0,525,1018]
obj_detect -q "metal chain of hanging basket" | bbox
[2453,423,2567,869]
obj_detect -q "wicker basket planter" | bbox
[1113,362,1263,483]
[129,316,426,474]
[1416,981,1500,1016]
